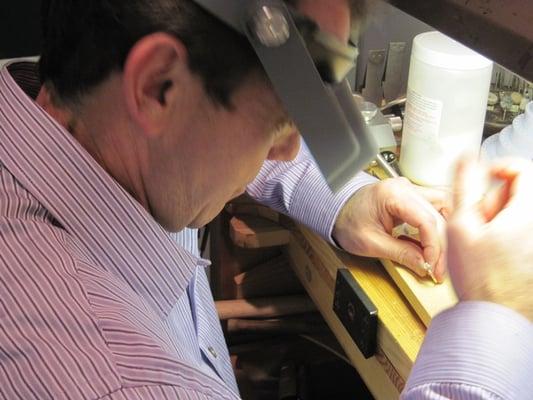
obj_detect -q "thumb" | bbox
[452,157,489,230]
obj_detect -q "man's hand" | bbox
[447,157,533,320]
[332,177,450,282]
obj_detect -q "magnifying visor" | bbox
[192,0,377,192]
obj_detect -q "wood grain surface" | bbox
[380,258,457,327]
[285,222,432,398]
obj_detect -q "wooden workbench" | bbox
[284,221,426,399]
[224,190,457,399]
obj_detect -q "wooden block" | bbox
[226,314,327,335]
[216,295,316,320]
[379,258,457,327]
[291,226,426,372]
[209,212,284,300]
[286,232,405,399]
[225,194,280,223]
[225,202,280,223]
[233,255,304,298]
[229,214,290,248]
[366,163,458,326]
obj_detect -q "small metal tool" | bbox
[375,151,400,178]
[422,262,438,284]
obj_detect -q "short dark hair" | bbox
[39,0,261,107]
[39,0,366,108]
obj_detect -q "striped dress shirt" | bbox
[0,61,243,399]
[3,61,530,400]
[0,61,376,399]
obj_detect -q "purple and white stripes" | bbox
[402,302,533,399]
[0,62,239,399]
[0,60,374,400]
[2,60,526,400]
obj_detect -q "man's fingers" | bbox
[451,157,489,229]
[398,233,445,283]
[413,185,452,219]
[451,157,533,230]
[433,248,446,283]
[489,158,533,204]
[489,157,533,179]
[366,233,430,278]
[480,179,510,221]
[386,193,444,269]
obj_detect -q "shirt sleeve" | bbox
[401,301,533,400]
[99,385,224,399]
[246,141,377,243]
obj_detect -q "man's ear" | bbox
[122,32,189,138]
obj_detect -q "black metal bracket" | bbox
[387,0,533,82]
[333,268,378,359]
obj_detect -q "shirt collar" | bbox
[0,62,204,319]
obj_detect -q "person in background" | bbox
[403,157,532,399]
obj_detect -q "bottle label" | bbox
[404,88,443,139]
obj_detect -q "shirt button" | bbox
[207,346,218,358]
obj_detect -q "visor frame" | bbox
[191,0,378,191]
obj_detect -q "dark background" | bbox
[0,0,42,59]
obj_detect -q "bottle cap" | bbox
[413,31,493,70]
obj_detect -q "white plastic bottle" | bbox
[399,31,493,187]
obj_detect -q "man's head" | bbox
[39,0,263,108]
[37,0,364,231]
[40,0,365,107]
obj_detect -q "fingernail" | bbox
[414,261,427,277]
[424,247,437,267]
